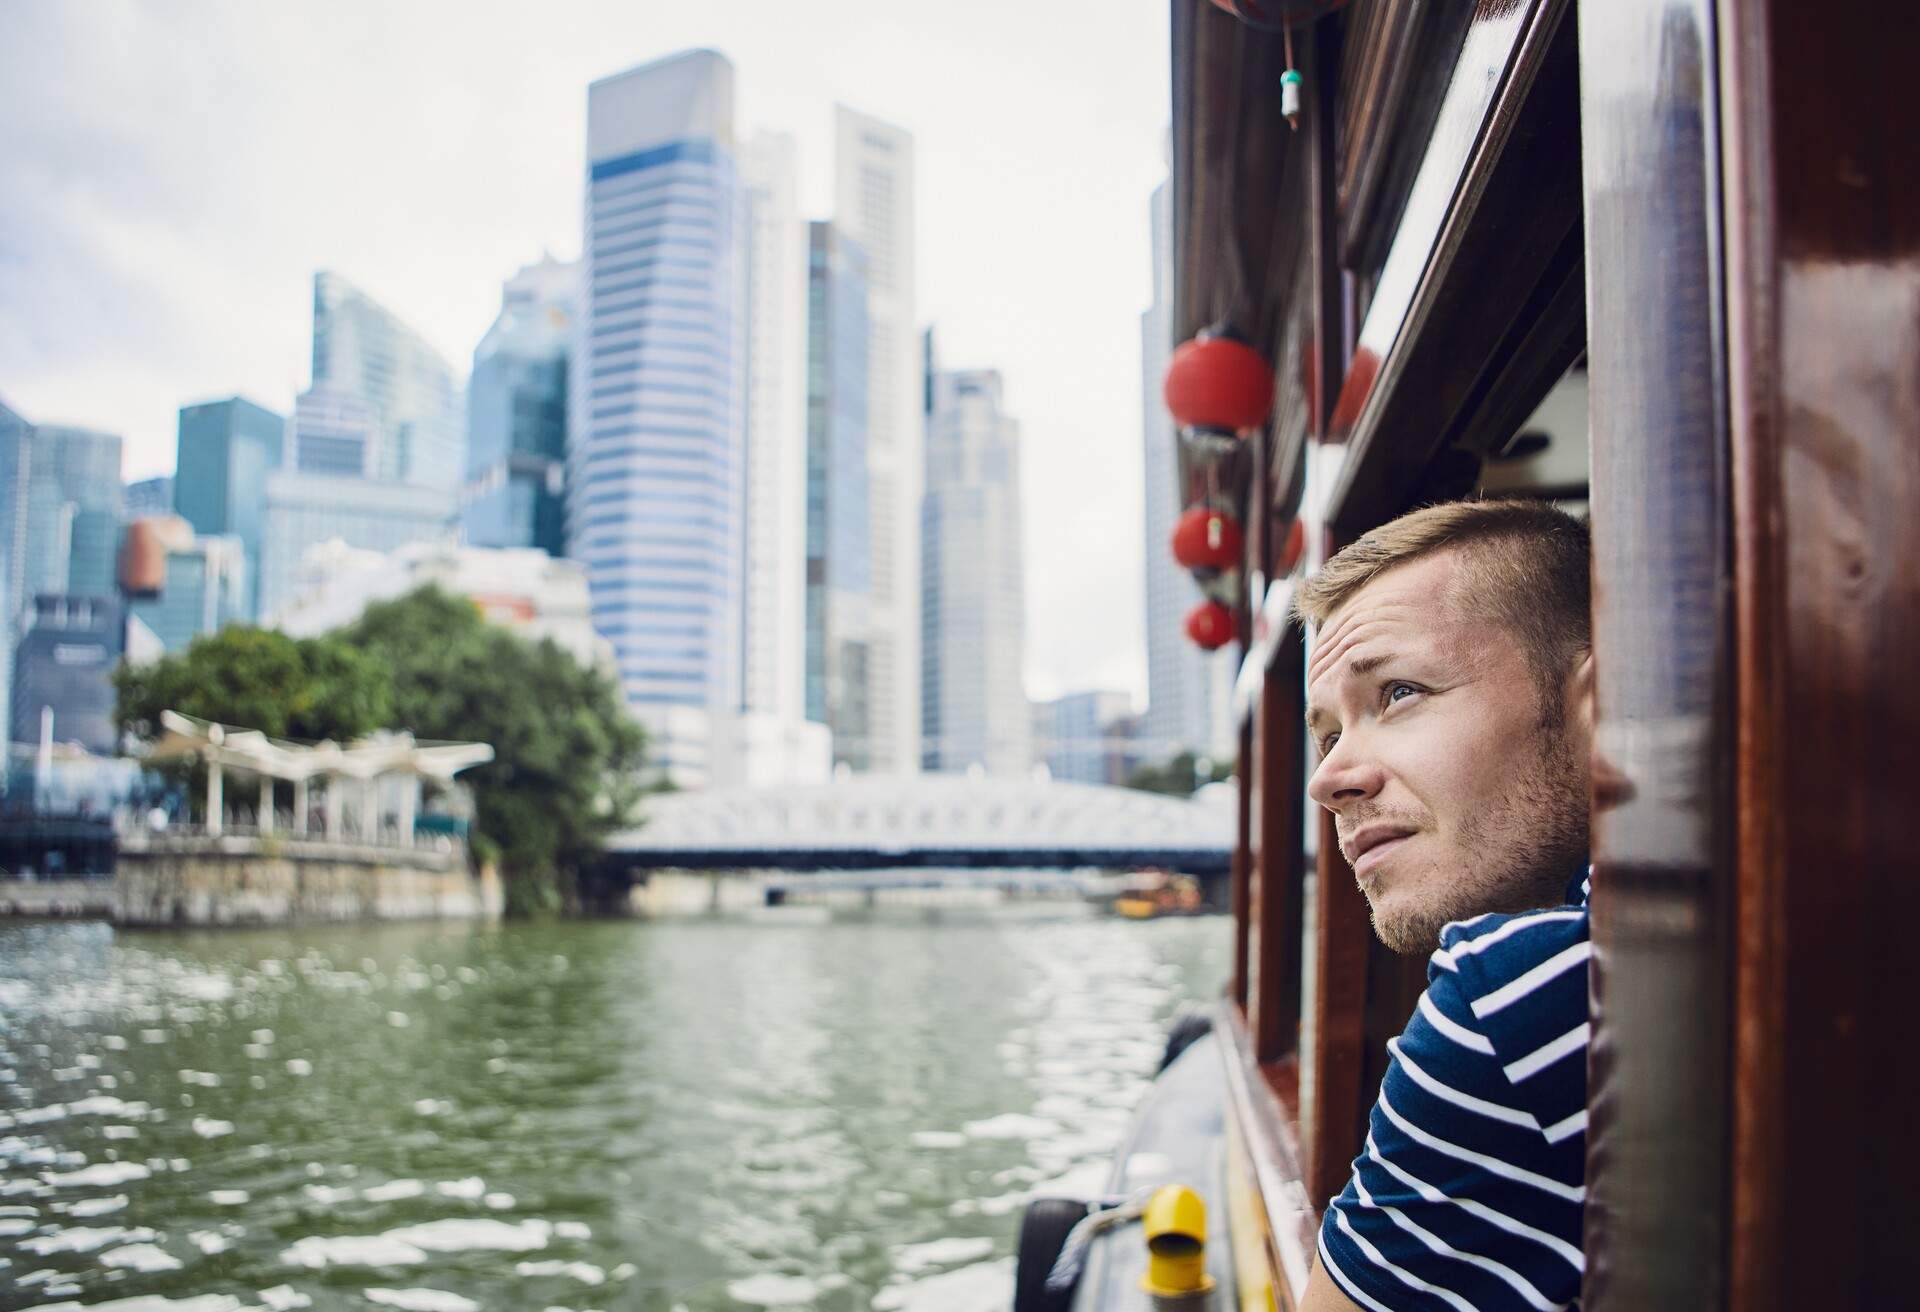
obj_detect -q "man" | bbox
[1294,501,1594,1312]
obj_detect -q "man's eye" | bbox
[1319,732,1340,754]
[1385,681,1421,705]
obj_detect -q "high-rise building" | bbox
[0,397,33,747]
[273,539,613,675]
[258,470,454,622]
[8,595,124,752]
[1034,690,1137,786]
[571,49,746,785]
[311,270,465,490]
[833,106,921,774]
[805,221,873,769]
[738,130,807,724]
[121,516,247,653]
[464,255,575,556]
[125,476,174,518]
[290,384,376,478]
[15,425,123,605]
[174,395,286,619]
[921,366,1030,777]
[1141,179,1235,765]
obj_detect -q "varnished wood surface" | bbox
[1335,0,1476,277]
[1578,1,1734,1306]
[1250,644,1307,1064]
[1323,0,1583,536]
[1720,1,1920,1306]
[1232,718,1253,1009]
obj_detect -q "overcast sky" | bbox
[0,0,1171,704]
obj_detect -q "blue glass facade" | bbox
[572,52,745,779]
[9,595,123,752]
[126,537,246,653]
[311,272,465,491]
[803,222,873,766]
[465,258,573,556]
[175,396,285,619]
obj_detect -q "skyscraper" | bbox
[1141,179,1235,765]
[174,395,286,619]
[833,106,921,774]
[258,471,454,621]
[571,50,746,785]
[125,476,174,518]
[921,365,1030,777]
[465,255,575,555]
[16,425,123,604]
[290,384,376,478]
[311,270,465,490]
[805,221,873,769]
[738,130,807,724]
[122,517,248,653]
[9,595,124,752]
[0,397,27,746]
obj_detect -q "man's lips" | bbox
[1343,825,1417,881]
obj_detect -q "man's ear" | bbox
[1567,650,1595,742]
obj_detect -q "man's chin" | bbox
[1364,885,1453,956]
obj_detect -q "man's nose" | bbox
[1306,733,1385,812]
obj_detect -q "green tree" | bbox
[114,626,390,744]
[343,586,647,917]
[1125,750,1236,797]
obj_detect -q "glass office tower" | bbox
[804,221,873,770]
[571,49,746,785]
[311,271,465,491]
[465,255,575,556]
[174,395,285,619]
[921,367,1031,777]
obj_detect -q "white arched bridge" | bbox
[602,776,1235,876]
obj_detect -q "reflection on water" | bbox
[0,903,1227,1311]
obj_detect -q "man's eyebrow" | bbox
[1304,650,1403,732]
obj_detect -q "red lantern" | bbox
[1185,600,1236,651]
[1164,334,1275,433]
[1171,507,1244,573]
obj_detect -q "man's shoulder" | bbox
[1428,888,1591,1007]
[1421,891,1591,1117]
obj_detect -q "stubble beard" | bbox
[1369,721,1591,955]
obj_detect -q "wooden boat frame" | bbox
[1168,1,1917,1307]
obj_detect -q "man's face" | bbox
[1304,549,1589,953]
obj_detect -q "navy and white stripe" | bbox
[1320,873,1591,1311]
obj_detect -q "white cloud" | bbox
[0,0,1167,701]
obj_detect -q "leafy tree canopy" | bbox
[1125,750,1236,798]
[114,625,389,745]
[342,586,647,917]
[114,587,647,918]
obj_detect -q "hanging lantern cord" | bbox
[1281,23,1303,131]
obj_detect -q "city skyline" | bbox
[0,1,1169,703]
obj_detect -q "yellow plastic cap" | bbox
[1139,1184,1216,1297]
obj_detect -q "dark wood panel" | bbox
[1249,642,1306,1063]
[1232,717,1253,1009]
[1325,0,1583,536]
[1335,0,1476,275]
[1301,810,1371,1206]
[1720,2,1920,1307]
[1576,1,1734,1307]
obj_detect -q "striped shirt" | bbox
[1319,873,1591,1311]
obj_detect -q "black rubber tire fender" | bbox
[1157,1008,1214,1074]
[1013,1196,1092,1312]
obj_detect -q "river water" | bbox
[0,905,1228,1312]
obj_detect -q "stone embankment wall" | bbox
[0,879,117,919]
[112,836,503,927]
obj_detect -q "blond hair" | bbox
[1294,500,1591,701]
